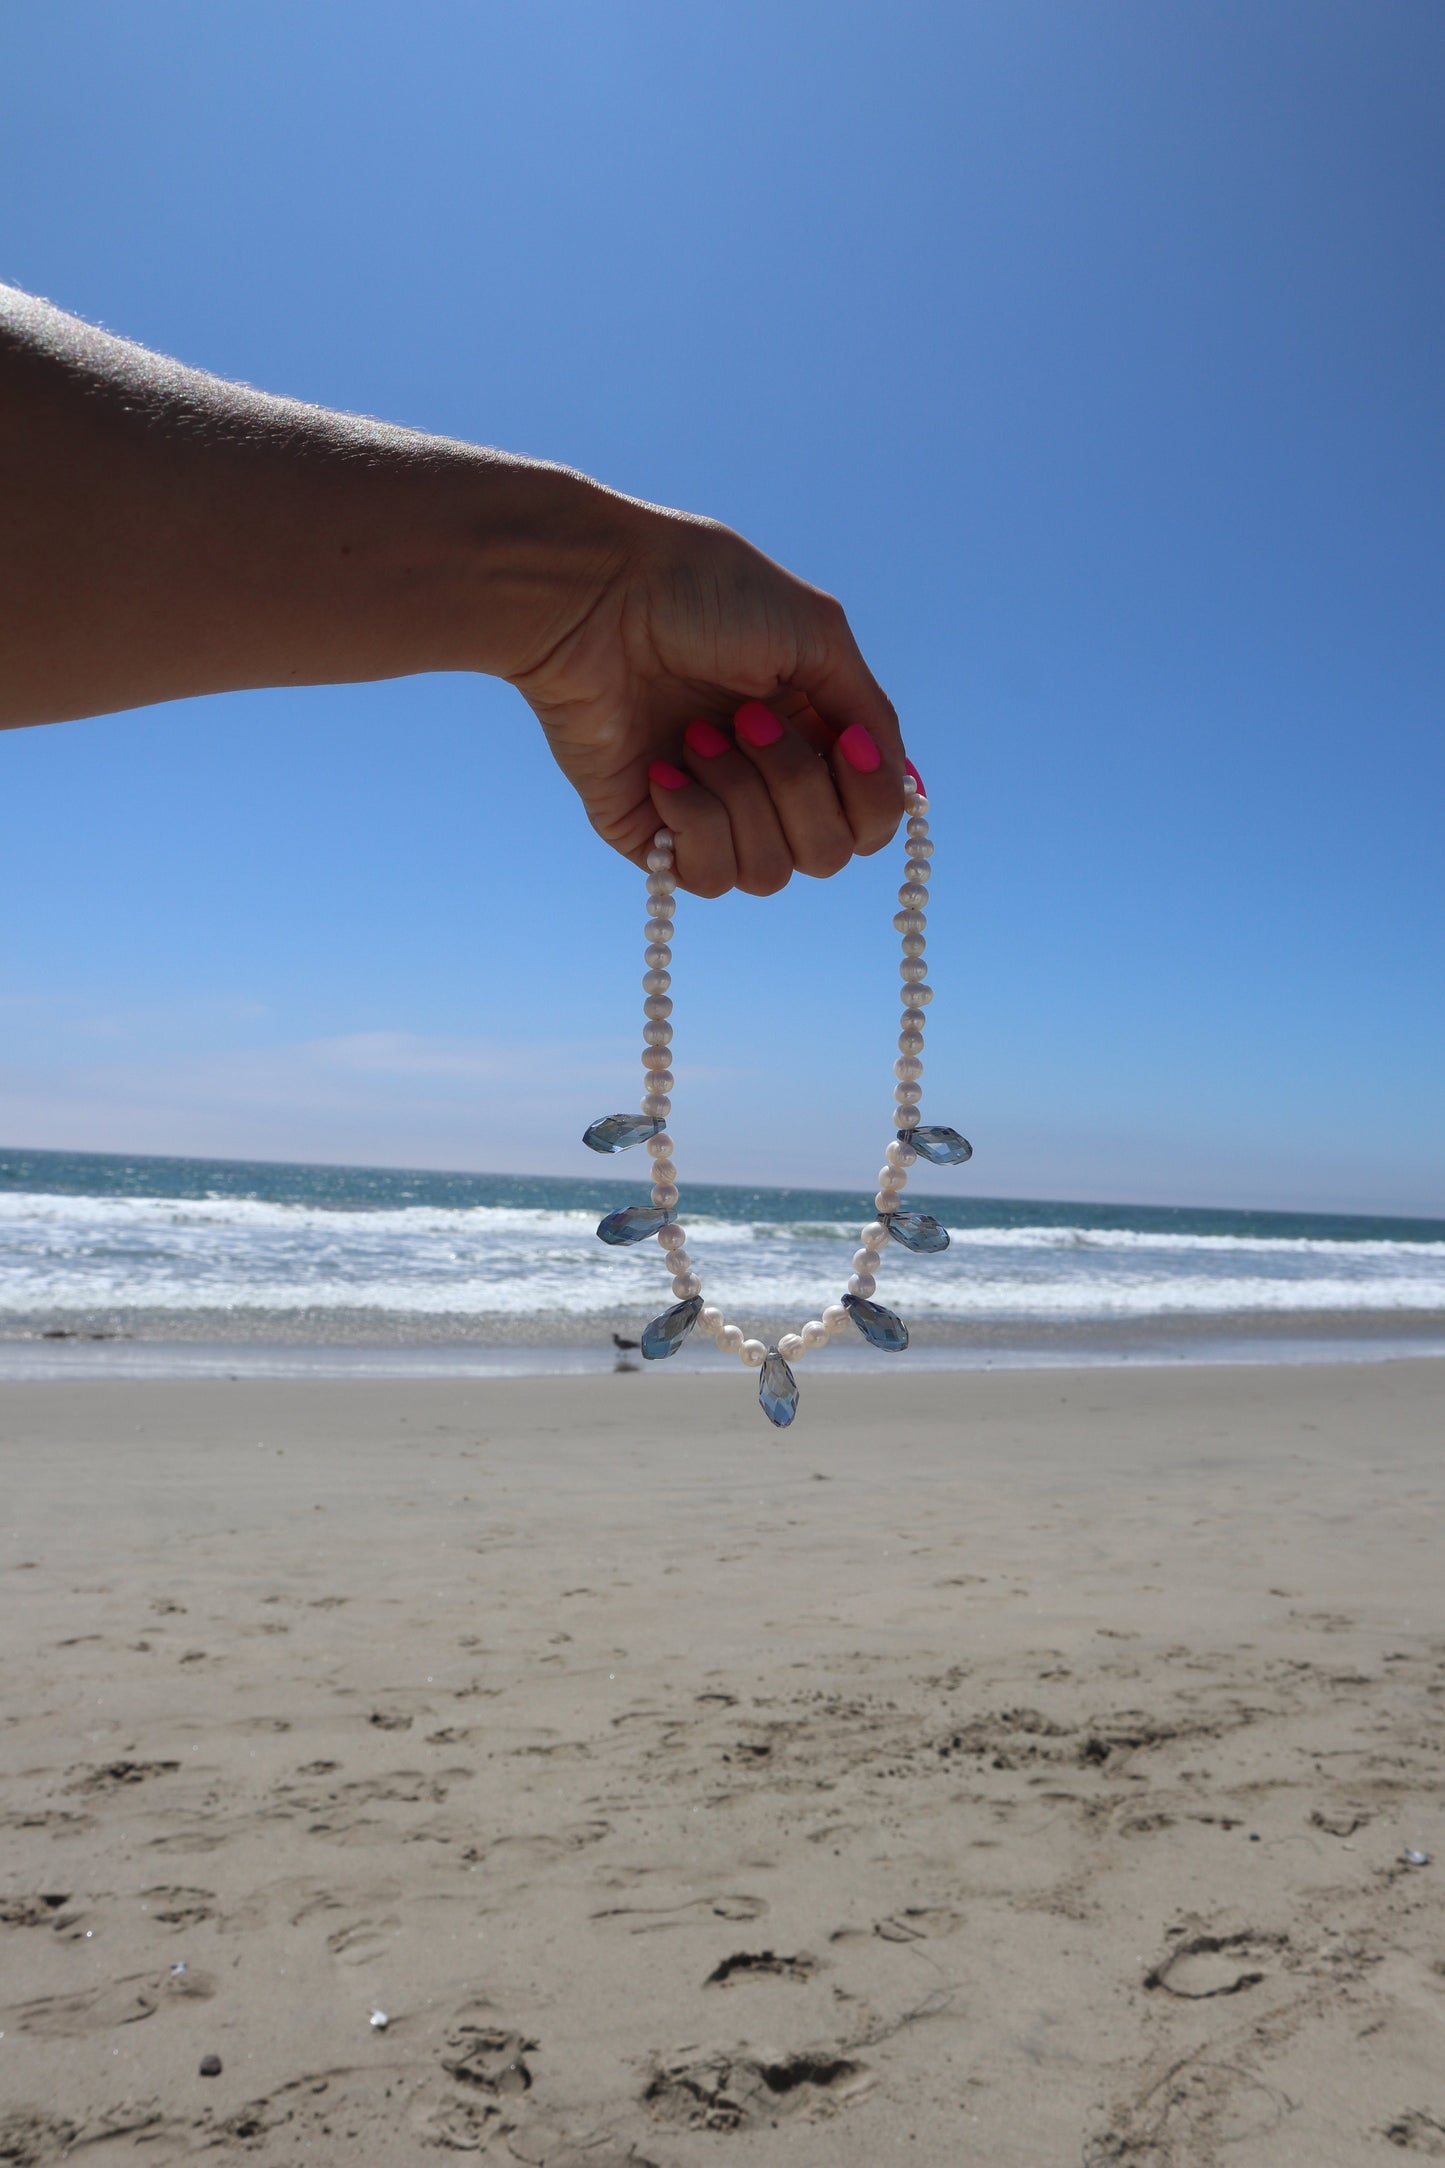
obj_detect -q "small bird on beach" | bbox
[612,1331,640,1352]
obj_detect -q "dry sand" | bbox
[2,1359,1444,2166]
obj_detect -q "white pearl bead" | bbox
[901,934,926,958]
[653,828,674,850]
[641,1046,672,1071]
[898,1031,924,1057]
[644,943,671,969]
[646,1069,675,1095]
[719,1323,744,1353]
[900,958,929,982]
[886,1140,918,1170]
[646,867,676,891]
[643,995,673,1021]
[649,1157,677,1183]
[906,984,933,1006]
[646,1131,674,1157]
[801,1319,828,1349]
[645,848,672,873]
[907,835,933,857]
[853,1247,881,1275]
[672,1273,701,1299]
[700,1305,723,1333]
[657,1222,687,1250]
[741,1339,767,1367]
[641,1092,670,1117]
[644,916,673,944]
[643,968,671,995]
[899,1005,926,1031]
[777,1332,805,1362]
[862,1220,889,1248]
[643,1021,673,1049]
[649,892,676,919]
[894,1055,923,1082]
[898,884,928,911]
[650,1182,679,1209]
[904,858,931,884]
[848,1272,876,1298]
[877,1165,906,1190]
[895,1107,920,1131]
[822,1303,850,1333]
[894,1081,923,1104]
[893,909,926,935]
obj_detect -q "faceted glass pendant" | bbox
[596,1203,670,1246]
[884,1209,950,1253]
[906,1125,973,1166]
[758,1349,800,1427]
[843,1293,910,1352]
[583,1113,666,1155]
[641,1295,703,1360]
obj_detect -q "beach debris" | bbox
[170,1962,187,1976]
[369,2009,390,2030]
[198,2054,222,2078]
[1402,1848,1432,1867]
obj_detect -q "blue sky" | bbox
[2,0,1441,1213]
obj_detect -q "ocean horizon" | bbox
[2,1143,1443,1378]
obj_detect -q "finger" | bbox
[646,760,736,898]
[826,717,907,858]
[731,701,855,881]
[681,717,792,895]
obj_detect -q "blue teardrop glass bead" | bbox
[583,1113,666,1154]
[596,1203,670,1246]
[905,1125,973,1166]
[641,1296,703,1360]
[884,1209,950,1253]
[758,1350,800,1427]
[842,1293,910,1352]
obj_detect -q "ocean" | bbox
[2,1145,1443,1378]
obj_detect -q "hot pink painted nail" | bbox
[734,701,784,749]
[904,757,927,798]
[838,722,882,774]
[648,760,690,791]
[684,718,731,760]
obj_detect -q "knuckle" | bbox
[741,862,792,898]
[799,838,852,881]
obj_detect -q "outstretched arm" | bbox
[0,285,907,895]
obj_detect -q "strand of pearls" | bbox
[635,775,931,1367]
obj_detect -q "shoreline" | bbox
[1,1304,1443,1379]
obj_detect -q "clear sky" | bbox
[2,0,1441,1214]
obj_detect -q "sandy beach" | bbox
[3,1358,1444,2165]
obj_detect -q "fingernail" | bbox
[648,760,690,791]
[684,718,731,760]
[734,701,784,749]
[904,757,927,798]
[838,722,882,774]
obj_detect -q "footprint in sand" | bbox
[1383,2110,1445,2157]
[1145,1930,1287,1998]
[4,1966,214,2036]
[705,1950,818,1986]
[592,1893,766,1934]
[643,2048,874,2130]
[441,2016,536,2095]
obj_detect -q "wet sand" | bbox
[2,1359,1444,2165]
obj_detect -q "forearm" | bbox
[0,286,629,727]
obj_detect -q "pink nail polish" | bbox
[904,757,927,798]
[648,760,690,791]
[838,722,882,774]
[684,718,730,760]
[734,701,784,749]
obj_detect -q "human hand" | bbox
[507,493,909,897]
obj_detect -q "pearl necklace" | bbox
[583,773,972,1426]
